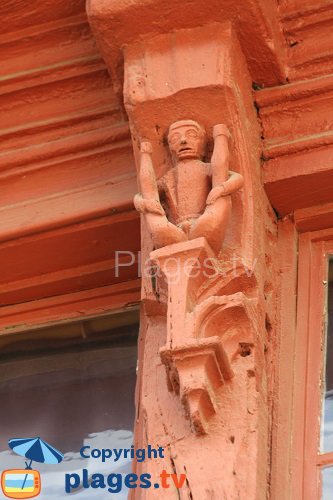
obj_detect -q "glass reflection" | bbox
[321,259,333,453]
[0,342,137,499]
[322,466,333,500]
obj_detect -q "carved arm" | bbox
[206,171,244,205]
[210,123,231,186]
[133,141,165,215]
[206,124,243,205]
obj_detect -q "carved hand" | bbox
[212,123,231,140]
[140,141,153,154]
[133,194,165,215]
[206,185,226,205]
[207,171,244,205]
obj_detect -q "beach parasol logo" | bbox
[1,437,64,499]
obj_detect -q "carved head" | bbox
[168,120,206,161]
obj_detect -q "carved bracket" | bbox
[151,237,258,435]
[160,337,233,435]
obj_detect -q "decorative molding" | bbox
[0,106,122,157]
[0,122,131,172]
[263,143,333,216]
[0,279,141,333]
[0,56,107,96]
[0,67,117,131]
[279,1,333,81]
[0,1,88,39]
[256,73,333,148]
[262,130,333,160]
[255,74,333,215]
[0,2,141,335]
[280,2,333,28]
[294,202,333,233]
[160,336,233,435]
[0,8,132,242]
[0,211,140,306]
[255,73,333,108]
[0,175,136,241]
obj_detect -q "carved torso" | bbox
[158,160,212,225]
[133,121,244,252]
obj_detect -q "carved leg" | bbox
[189,196,232,255]
[135,141,188,248]
[145,212,187,248]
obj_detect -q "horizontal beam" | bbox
[294,202,333,233]
[0,279,141,333]
[0,174,137,243]
[279,2,333,81]
[263,145,333,216]
[87,0,287,86]
[256,73,333,215]
[0,210,140,305]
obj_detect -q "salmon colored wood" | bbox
[0,0,333,498]
[263,153,333,216]
[134,118,245,434]
[134,121,243,253]
[0,0,140,320]
[279,0,333,81]
[292,229,333,499]
[108,19,280,498]
[87,0,287,87]
[295,203,333,233]
[317,452,333,467]
[0,279,140,333]
[255,74,333,216]
[0,0,86,34]
[270,219,298,500]
[0,211,140,305]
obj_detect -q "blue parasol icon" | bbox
[8,437,64,490]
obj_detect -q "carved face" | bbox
[168,120,206,161]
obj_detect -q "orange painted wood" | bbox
[317,452,333,468]
[0,211,140,306]
[0,0,85,35]
[0,69,116,130]
[270,219,298,500]
[0,0,140,313]
[0,279,140,334]
[292,229,333,499]
[279,2,333,81]
[256,73,333,215]
[257,72,333,143]
[0,16,99,79]
[0,122,130,171]
[0,176,137,243]
[295,203,333,233]
[88,0,287,86]
[263,146,333,215]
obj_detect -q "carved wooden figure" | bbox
[134,120,243,254]
[133,120,247,435]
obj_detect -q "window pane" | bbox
[321,259,333,452]
[0,336,137,499]
[322,466,333,499]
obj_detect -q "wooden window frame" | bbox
[293,228,333,499]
